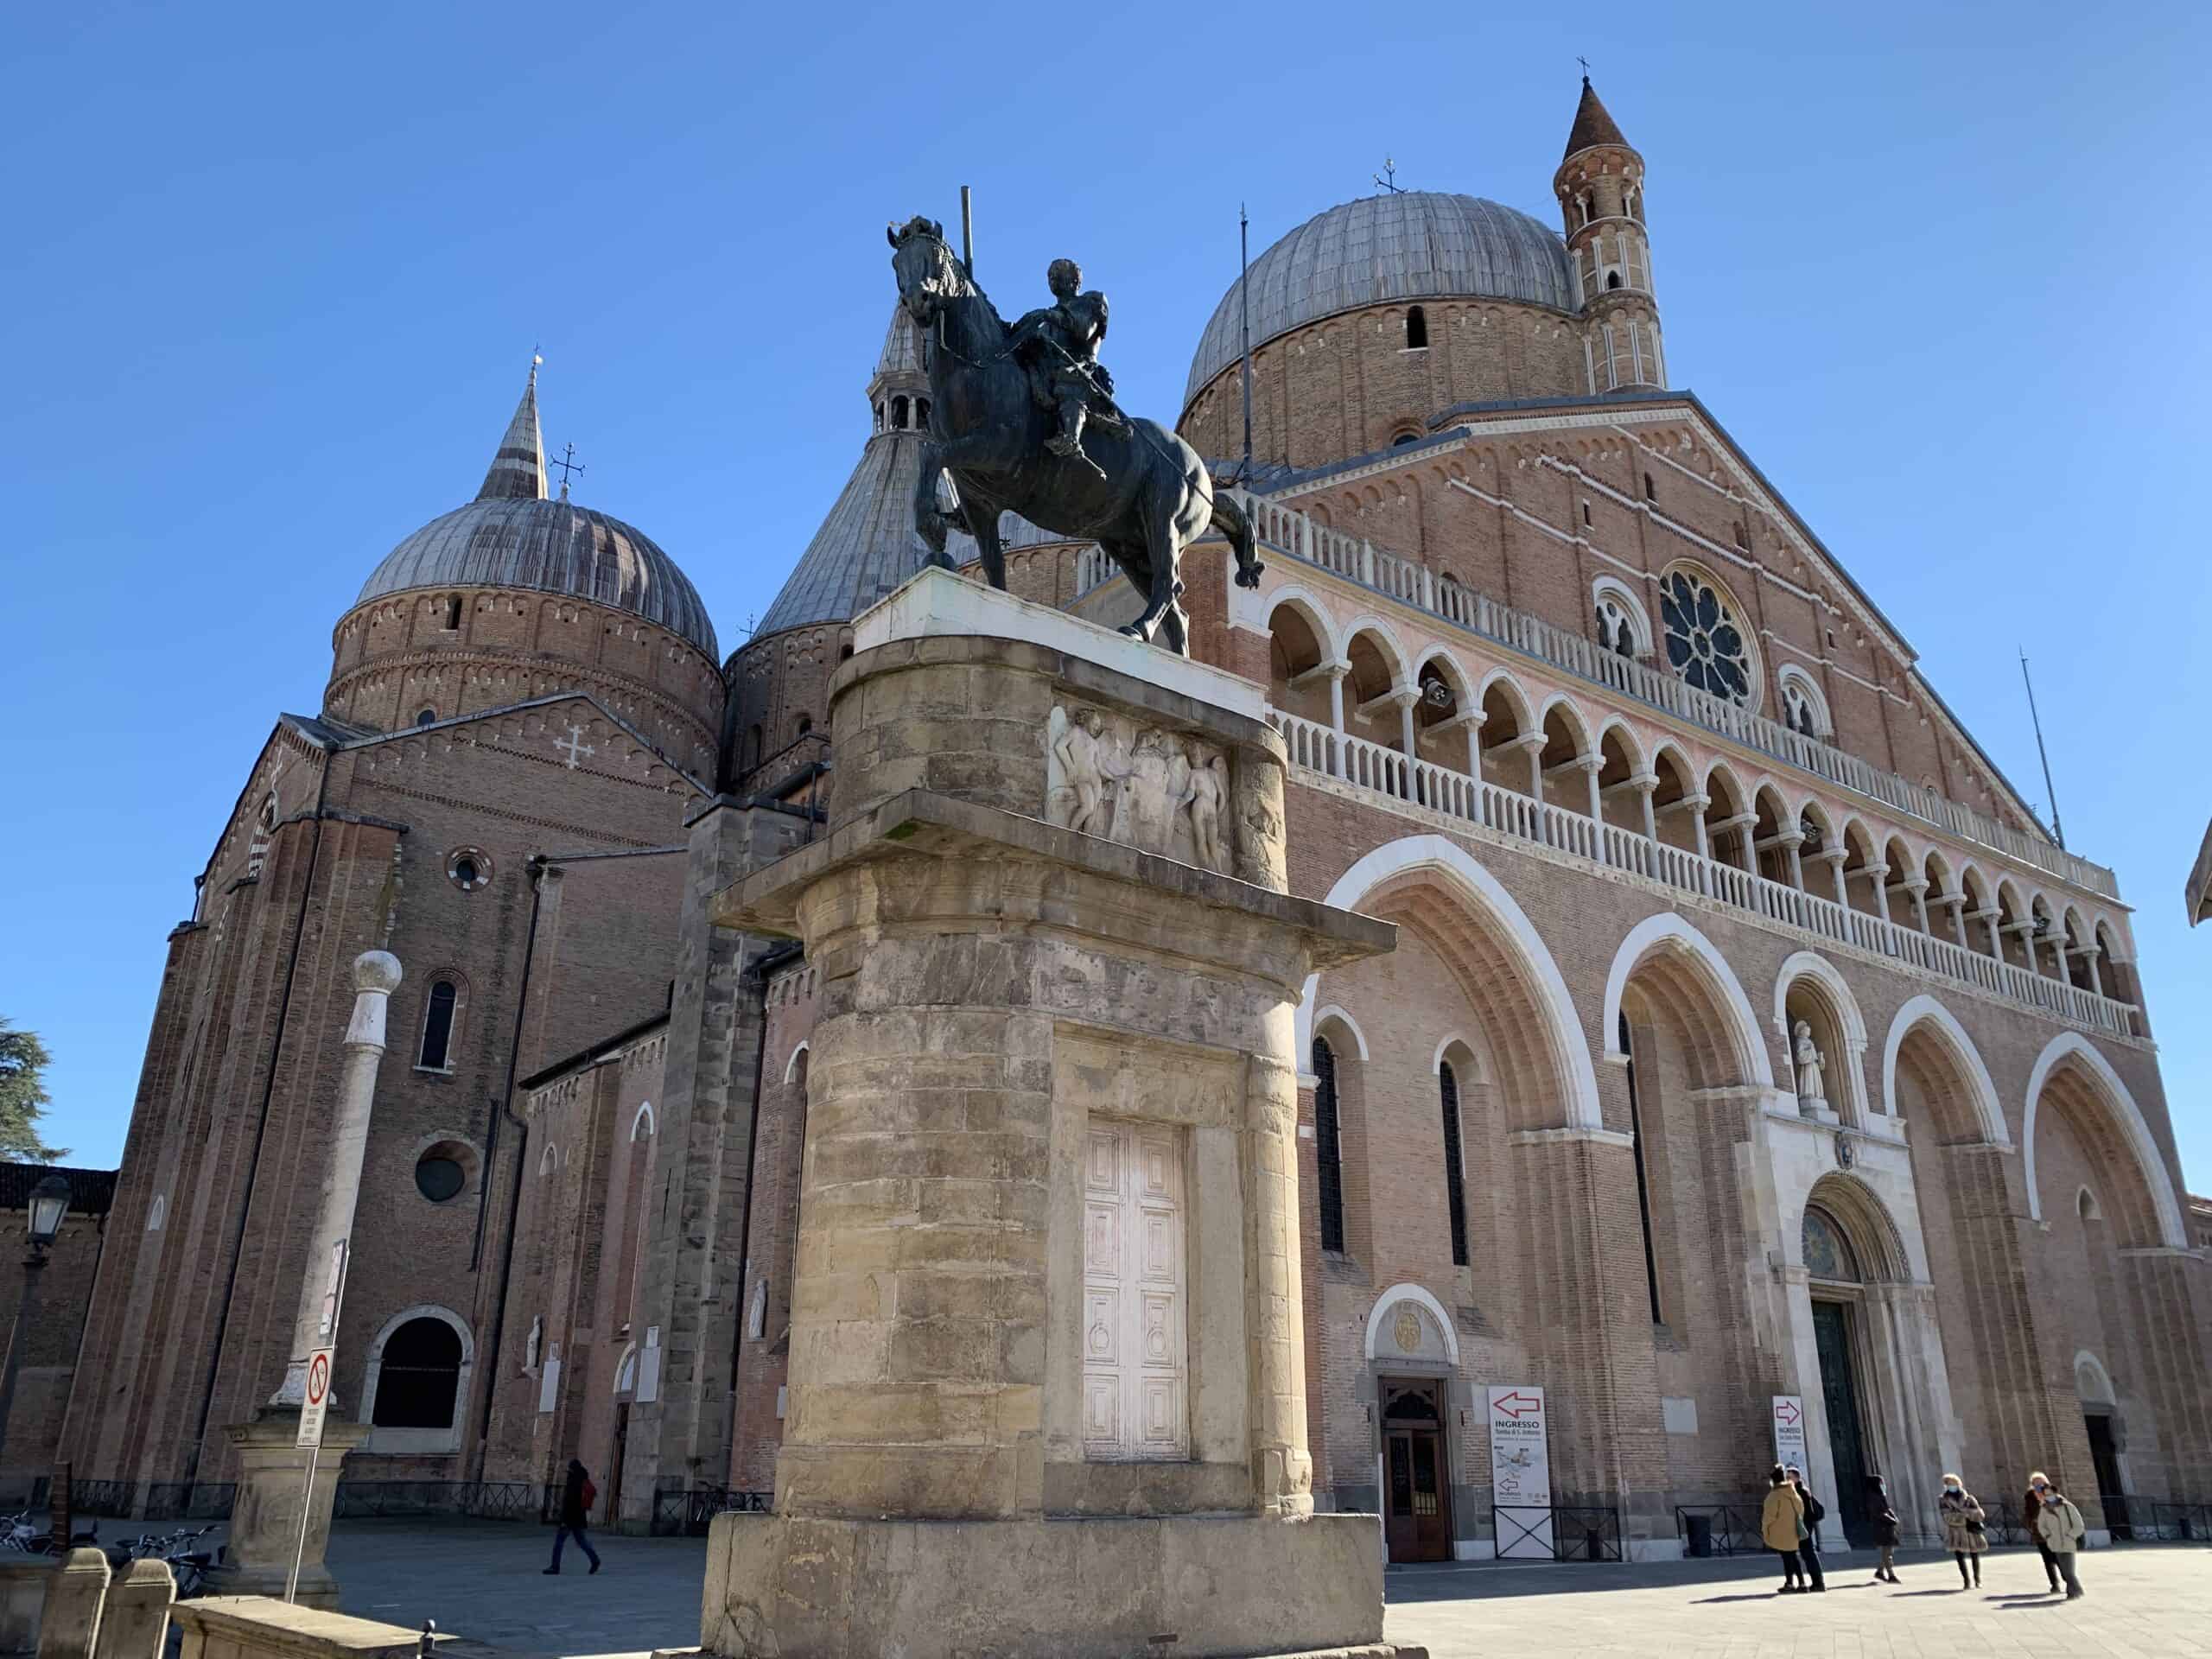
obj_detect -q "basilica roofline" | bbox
[1222,385,2072,875]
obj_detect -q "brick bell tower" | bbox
[1556,74,1666,393]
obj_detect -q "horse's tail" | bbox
[1211,487,1264,589]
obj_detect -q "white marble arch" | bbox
[1599,912,1777,1090]
[2021,1033,2186,1248]
[784,1040,810,1085]
[1878,995,2008,1147]
[1313,1005,1370,1061]
[1363,1282,1460,1366]
[1300,836,1603,1131]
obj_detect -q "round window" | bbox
[1659,569,1752,704]
[446,847,493,892]
[415,1154,466,1203]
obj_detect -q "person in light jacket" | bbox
[1760,1465,1807,1593]
[1937,1472,1986,1588]
[2032,1476,2086,1599]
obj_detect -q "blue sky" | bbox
[10,3,2210,1179]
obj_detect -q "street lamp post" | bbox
[0,1173,73,1474]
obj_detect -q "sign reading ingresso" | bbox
[1771,1394,1808,1472]
[1487,1384,1553,1560]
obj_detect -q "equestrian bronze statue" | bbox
[888,215,1262,655]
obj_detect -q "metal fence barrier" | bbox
[1493,1503,1621,1563]
[650,1484,772,1537]
[1674,1503,1769,1557]
[141,1483,238,1522]
[332,1482,555,1522]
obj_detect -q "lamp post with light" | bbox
[0,1173,73,1471]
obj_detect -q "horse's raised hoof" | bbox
[1235,560,1266,589]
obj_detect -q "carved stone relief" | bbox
[1046,702,1231,874]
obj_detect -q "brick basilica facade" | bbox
[50,77,2212,1560]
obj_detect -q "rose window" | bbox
[1660,570,1751,702]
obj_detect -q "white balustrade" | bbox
[1267,708,2139,1039]
[1231,491,2117,900]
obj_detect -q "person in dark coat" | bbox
[2024,1473,2060,1592]
[1785,1465,1827,1592]
[545,1459,602,1574]
[1866,1473,1901,1583]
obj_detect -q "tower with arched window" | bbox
[1556,75,1664,393]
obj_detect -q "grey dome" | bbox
[358,497,718,658]
[1184,192,1578,408]
[352,366,718,658]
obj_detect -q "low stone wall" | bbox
[172,1599,429,1659]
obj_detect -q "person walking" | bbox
[2023,1474,2059,1592]
[1866,1473,1901,1584]
[1761,1465,1807,1593]
[1785,1465,1827,1592]
[544,1458,602,1576]
[1937,1472,1986,1588]
[2032,1475,2086,1599]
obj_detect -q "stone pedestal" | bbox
[702,571,1399,1659]
[209,1414,369,1609]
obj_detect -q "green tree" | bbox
[0,1019,67,1163]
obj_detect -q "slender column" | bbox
[1682,792,1712,861]
[1712,811,1758,874]
[1392,686,1421,765]
[1519,734,1546,798]
[1633,773,1658,841]
[1812,847,1849,907]
[1325,665,1348,778]
[274,950,403,1404]
[1971,905,2004,960]
[1940,892,1969,950]
[1903,878,1931,935]
[1775,829,1806,891]
[1858,861,1888,920]
[1579,753,1604,820]
[2079,944,2104,998]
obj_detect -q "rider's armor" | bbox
[1014,259,1115,465]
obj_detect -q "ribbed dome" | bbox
[1185,192,1577,407]
[352,366,719,658]
[358,497,718,658]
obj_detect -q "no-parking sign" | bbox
[297,1346,334,1447]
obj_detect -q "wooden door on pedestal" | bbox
[1082,1118,1188,1461]
[1381,1377,1452,1562]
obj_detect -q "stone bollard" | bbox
[0,1558,55,1656]
[33,1550,106,1659]
[90,1560,174,1659]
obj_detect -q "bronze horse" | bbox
[888,216,1261,654]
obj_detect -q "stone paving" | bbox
[324,1523,2212,1659]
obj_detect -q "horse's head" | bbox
[888,215,967,322]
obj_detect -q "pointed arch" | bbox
[2022,1033,2185,1247]
[630,1101,656,1140]
[1301,835,1603,1129]
[1602,911,1773,1087]
[1879,995,2006,1145]
[784,1040,811,1085]
[1313,1006,1370,1061]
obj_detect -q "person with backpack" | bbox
[2031,1474,2086,1599]
[545,1459,602,1575]
[1785,1465,1827,1592]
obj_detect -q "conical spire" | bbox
[476,357,548,501]
[1563,75,1630,159]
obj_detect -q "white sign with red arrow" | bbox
[1772,1394,1808,1472]
[1487,1384,1553,1559]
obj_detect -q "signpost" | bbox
[285,1241,349,1605]
[1771,1395,1808,1472]
[1487,1384,1553,1560]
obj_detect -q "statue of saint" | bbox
[1010,258,1115,469]
[525,1315,542,1374]
[1793,1020,1827,1108]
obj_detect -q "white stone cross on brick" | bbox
[555,724,596,770]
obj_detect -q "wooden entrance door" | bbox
[606,1402,629,1525]
[1381,1377,1452,1562]
[1811,1299,1872,1545]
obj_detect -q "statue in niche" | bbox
[1186,743,1227,872]
[1793,1020,1827,1109]
[524,1315,542,1374]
